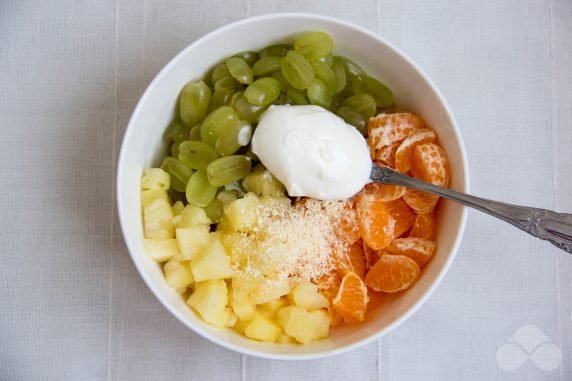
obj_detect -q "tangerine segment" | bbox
[386,237,436,267]
[365,254,420,293]
[363,240,380,271]
[337,240,366,280]
[384,198,416,238]
[412,143,450,187]
[316,271,341,302]
[357,194,395,250]
[368,113,424,150]
[366,289,385,311]
[335,202,360,244]
[362,182,406,202]
[395,129,436,173]
[370,142,399,167]
[410,212,436,240]
[403,188,439,213]
[332,272,369,323]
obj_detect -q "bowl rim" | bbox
[116,12,470,360]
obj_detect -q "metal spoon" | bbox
[370,165,572,254]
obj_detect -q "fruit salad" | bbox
[139,31,450,344]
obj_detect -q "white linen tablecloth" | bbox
[1,1,570,380]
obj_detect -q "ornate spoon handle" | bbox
[371,165,572,254]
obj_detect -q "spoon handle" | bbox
[371,165,572,254]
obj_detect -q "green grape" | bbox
[252,56,281,76]
[258,44,291,58]
[188,124,202,140]
[318,55,334,67]
[163,119,189,143]
[311,61,336,92]
[200,105,238,147]
[331,58,347,93]
[245,147,260,162]
[285,88,308,105]
[161,156,193,192]
[178,140,218,170]
[230,90,244,107]
[215,120,252,157]
[169,189,186,204]
[203,197,224,222]
[217,190,238,204]
[294,32,333,61]
[206,155,252,187]
[335,106,366,135]
[214,75,243,92]
[281,51,315,89]
[210,63,230,84]
[208,89,233,113]
[307,79,332,108]
[186,171,217,207]
[242,164,286,196]
[231,94,267,122]
[352,75,394,107]
[232,51,259,66]
[335,56,365,79]
[180,80,211,127]
[244,77,281,106]
[272,70,290,90]
[171,141,181,156]
[342,93,377,119]
[226,57,253,84]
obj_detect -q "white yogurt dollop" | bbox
[251,105,372,201]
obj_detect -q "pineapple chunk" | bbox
[230,296,256,321]
[141,168,170,190]
[253,278,291,304]
[191,240,234,281]
[221,232,250,266]
[143,198,174,239]
[176,225,210,260]
[277,334,297,344]
[141,189,169,208]
[225,192,259,231]
[164,258,194,289]
[187,280,228,327]
[259,297,289,319]
[291,282,329,310]
[276,306,331,344]
[173,204,211,228]
[258,195,291,209]
[143,238,178,262]
[244,312,282,342]
[172,201,185,215]
[232,319,251,334]
[225,308,238,327]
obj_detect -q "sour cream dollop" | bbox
[251,105,372,201]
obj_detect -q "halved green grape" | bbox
[230,90,244,107]
[352,75,394,107]
[242,164,286,196]
[200,105,238,147]
[164,119,189,143]
[335,56,365,79]
[331,58,347,93]
[307,79,332,108]
[178,140,218,170]
[318,55,334,67]
[206,155,252,187]
[281,51,315,89]
[258,44,291,58]
[226,57,253,84]
[161,156,193,193]
[232,51,259,66]
[215,120,252,157]
[210,63,230,84]
[180,80,211,127]
[203,197,224,222]
[244,77,281,106]
[285,88,308,105]
[342,93,377,119]
[185,171,217,207]
[231,94,267,123]
[294,32,334,61]
[214,75,243,92]
[252,56,281,76]
[188,124,202,140]
[311,61,336,92]
[217,190,239,204]
[208,89,233,113]
[171,141,182,156]
[335,106,366,135]
[272,70,290,90]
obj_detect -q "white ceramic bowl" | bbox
[117,13,469,360]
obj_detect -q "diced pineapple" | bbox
[141,168,170,190]
[291,282,329,310]
[276,306,331,344]
[143,238,179,262]
[173,204,212,228]
[144,198,174,239]
[141,189,169,208]
[232,319,251,334]
[164,258,194,289]
[258,195,291,210]
[259,297,289,319]
[191,240,234,281]
[221,232,250,266]
[172,201,185,216]
[277,334,297,344]
[244,312,282,342]
[176,225,210,260]
[225,308,238,327]
[187,280,228,328]
[230,296,257,321]
[253,278,291,304]
[225,192,259,231]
